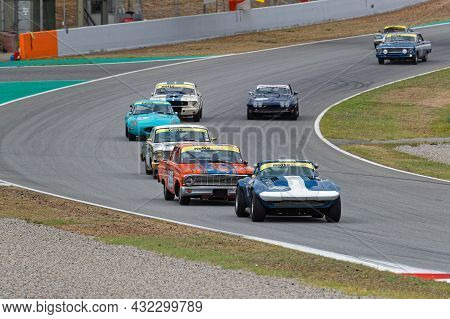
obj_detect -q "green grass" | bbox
[321,68,449,180]
[321,69,450,140]
[0,80,86,104]
[341,144,450,180]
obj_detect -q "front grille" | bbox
[388,48,405,53]
[169,101,189,107]
[189,174,247,186]
[144,127,154,133]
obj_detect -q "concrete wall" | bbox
[57,0,427,56]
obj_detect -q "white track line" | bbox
[314,67,450,184]
[1,23,449,278]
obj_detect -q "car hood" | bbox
[249,94,291,104]
[256,175,339,192]
[378,41,415,49]
[127,113,179,125]
[153,94,198,102]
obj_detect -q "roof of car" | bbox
[155,81,195,88]
[133,99,171,106]
[178,144,240,152]
[256,84,290,89]
[152,124,208,130]
[257,159,313,165]
[384,25,407,29]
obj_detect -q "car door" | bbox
[166,148,178,192]
[416,34,424,58]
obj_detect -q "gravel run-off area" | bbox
[0,218,349,299]
[396,144,450,165]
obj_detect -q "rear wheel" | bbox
[378,58,385,65]
[163,183,175,201]
[422,53,428,62]
[235,187,249,217]
[250,192,266,222]
[324,197,341,223]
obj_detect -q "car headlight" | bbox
[280,101,290,108]
[253,102,263,108]
[402,49,407,54]
[130,120,138,127]
[383,49,388,55]
[192,101,198,107]
[154,151,163,161]
[184,176,194,186]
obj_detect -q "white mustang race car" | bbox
[151,82,204,122]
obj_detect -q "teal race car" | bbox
[125,100,181,141]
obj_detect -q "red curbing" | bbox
[403,273,450,280]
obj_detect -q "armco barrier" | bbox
[22,0,427,59]
[19,31,58,60]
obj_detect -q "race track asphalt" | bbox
[1,25,449,272]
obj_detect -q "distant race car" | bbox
[151,82,203,122]
[141,124,214,178]
[125,100,181,141]
[373,25,412,48]
[158,144,253,205]
[235,160,341,222]
[247,84,299,120]
[376,32,431,65]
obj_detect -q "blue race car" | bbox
[125,100,181,141]
[376,32,431,65]
[235,160,341,222]
[247,84,299,120]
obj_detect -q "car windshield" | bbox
[384,27,406,33]
[385,35,416,42]
[255,86,290,95]
[260,166,316,179]
[180,150,243,164]
[133,104,173,115]
[155,130,210,143]
[155,87,195,95]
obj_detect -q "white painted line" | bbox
[314,67,450,184]
[0,57,209,69]
[0,178,438,275]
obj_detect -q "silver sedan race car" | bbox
[141,124,214,178]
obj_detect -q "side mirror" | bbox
[294,91,298,95]
[313,162,319,170]
[150,93,154,96]
[129,105,133,108]
[243,160,248,165]
[248,91,253,95]
[211,137,217,142]
[253,163,258,168]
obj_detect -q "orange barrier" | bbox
[19,30,58,60]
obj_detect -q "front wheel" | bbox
[144,159,152,175]
[378,58,385,65]
[290,106,299,120]
[178,194,190,205]
[235,187,249,217]
[247,110,254,120]
[152,169,158,180]
[163,183,175,201]
[324,197,341,223]
[412,54,418,65]
[193,109,202,122]
[422,53,428,62]
[250,192,266,222]
[125,126,129,138]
